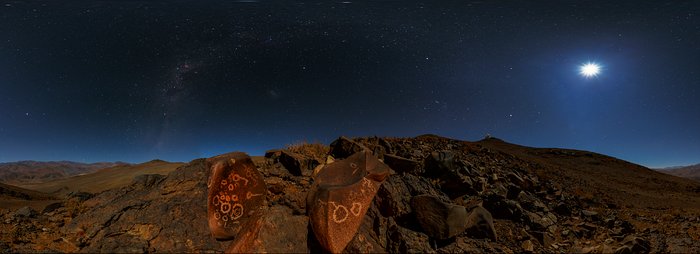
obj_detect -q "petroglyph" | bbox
[307,150,391,253]
[350,202,362,216]
[330,202,349,223]
[207,152,266,241]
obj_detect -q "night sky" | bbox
[1,1,698,168]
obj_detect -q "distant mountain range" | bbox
[658,163,700,181]
[0,160,129,184]
[14,159,184,196]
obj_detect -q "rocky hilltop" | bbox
[2,135,699,253]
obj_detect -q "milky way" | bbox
[0,1,698,167]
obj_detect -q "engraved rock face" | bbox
[206,152,266,241]
[307,150,390,253]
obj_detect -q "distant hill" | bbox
[0,182,55,201]
[474,136,700,209]
[658,163,700,181]
[0,182,58,211]
[15,160,184,196]
[0,161,129,184]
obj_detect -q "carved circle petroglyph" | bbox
[331,202,349,223]
[232,203,244,220]
[212,170,263,225]
[351,202,362,216]
[221,202,231,214]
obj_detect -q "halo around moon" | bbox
[580,62,601,78]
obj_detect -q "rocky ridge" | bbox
[2,135,699,253]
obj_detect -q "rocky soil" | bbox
[2,135,699,253]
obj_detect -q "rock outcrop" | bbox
[3,135,699,253]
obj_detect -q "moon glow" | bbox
[580,63,601,78]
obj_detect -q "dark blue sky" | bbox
[0,1,698,168]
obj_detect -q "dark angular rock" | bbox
[438,173,476,199]
[554,202,572,216]
[525,211,554,231]
[264,149,282,159]
[42,202,64,214]
[279,150,319,176]
[464,205,497,240]
[424,150,458,177]
[506,185,522,200]
[383,154,422,175]
[329,136,369,159]
[529,230,554,247]
[307,150,390,253]
[67,191,94,202]
[483,194,524,221]
[344,202,388,253]
[378,138,394,155]
[402,174,445,198]
[411,194,468,239]
[387,218,433,253]
[13,206,37,218]
[376,174,412,219]
[207,152,267,242]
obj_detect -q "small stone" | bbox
[582,210,598,217]
[521,239,534,253]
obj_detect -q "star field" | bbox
[0,1,699,168]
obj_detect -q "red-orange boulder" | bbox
[307,150,390,253]
[206,152,266,242]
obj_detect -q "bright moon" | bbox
[580,63,601,78]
